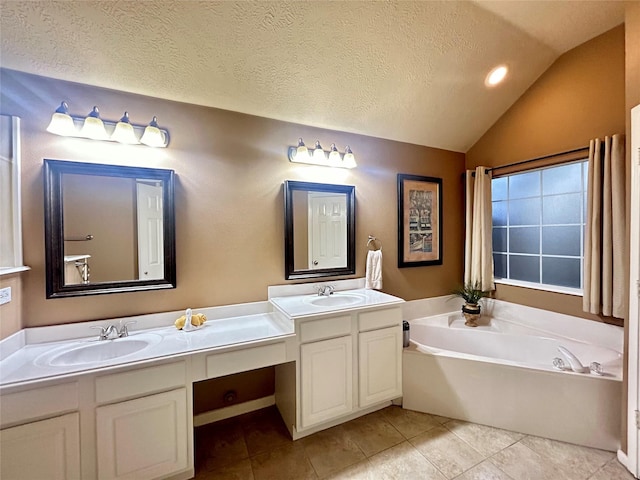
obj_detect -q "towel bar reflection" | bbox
[64,234,94,241]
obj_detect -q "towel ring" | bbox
[367,235,382,251]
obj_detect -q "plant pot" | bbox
[462,303,481,327]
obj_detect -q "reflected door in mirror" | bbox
[44,159,176,298]
[284,180,355,280]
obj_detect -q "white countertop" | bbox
[270,288,404,319]
[0,308,294,388]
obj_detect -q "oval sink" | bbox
[306,294,365,307]
[37,334,161,367]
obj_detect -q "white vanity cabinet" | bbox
[94,361,190,480]
[0,413,81,480]
[274,296,404,438]
[300,335,353,428]
[357,308,403,408]
[96,388,188,480]
[0,382,81,480]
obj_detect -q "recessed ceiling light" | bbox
[485,65,508,87]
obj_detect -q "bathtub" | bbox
[402,298,623,451]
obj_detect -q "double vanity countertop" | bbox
[0,282,404,390]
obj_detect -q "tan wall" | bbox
[466,25,625,322]
[0,68,465,330]
[63,174,136,282]
[0,274,22,338]
[292,190,309,269]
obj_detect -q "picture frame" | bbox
[397,174,443,267]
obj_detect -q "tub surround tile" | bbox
[301,425,366,478]
[520,435,614,479]
[452,460,514,480]
[444,419,524,457]
[380,406,440,439]
[409,425,484,479]
[490,442,577,480]
[342,411,405,457]
[588,458,636,480]
[251,443,318,480]
[366,441,447,480]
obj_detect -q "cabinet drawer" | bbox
[0,382,78,428]
[299,315,352,343]
[206,342,286,379]
[358,308,402,332]
[96,361,186,404]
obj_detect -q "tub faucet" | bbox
[558,346,588,373]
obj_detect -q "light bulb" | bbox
[313,140,326,163]
[111,111,139,144]
[342,146,357,168]
[80,106,108,140]
[46,101,77,136]
[485,65,508,87]
[328,143,341,166]
[295,137,311,162]
[140,116,167,147]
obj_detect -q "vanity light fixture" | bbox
[80,106,109,140]
[111,112,139,144]
[288,138,357,169]
[46,101,77,136]
[46,101,169,147]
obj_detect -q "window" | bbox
[491,160,588,294]
[0,114,28,274]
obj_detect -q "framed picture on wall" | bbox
[397,174,443,267]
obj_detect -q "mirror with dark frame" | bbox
[284,180,355,280]
[44,159,176,298]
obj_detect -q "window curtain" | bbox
[583,134,626,319]
[464,166,494,291]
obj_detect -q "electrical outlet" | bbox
[0,287,11,305]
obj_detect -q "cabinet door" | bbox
[359,326,402,408]
[0,412,80,480]
[96,388,188,480]
[300,336,353,428]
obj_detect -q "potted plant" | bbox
[452,282,490,327]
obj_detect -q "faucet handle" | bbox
[327,284,335,294]
[118,320,137,337]
[91,325,109,340]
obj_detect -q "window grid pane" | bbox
[491,160,587,292]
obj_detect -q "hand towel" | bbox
[365,249,383,290]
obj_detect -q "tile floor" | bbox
[194,405,634,480]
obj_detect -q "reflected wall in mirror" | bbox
[44,159,176,298]
[284,180,355,280]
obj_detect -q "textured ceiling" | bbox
[0,1,625,152]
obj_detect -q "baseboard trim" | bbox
[194,395,275,427]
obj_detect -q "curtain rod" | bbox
[475,146,589,175]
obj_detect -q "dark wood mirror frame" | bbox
[284,180,355,280]
[44,159,176,298]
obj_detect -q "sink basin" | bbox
[306,293,365,307]
[36,334,161,367]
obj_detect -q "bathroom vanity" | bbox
[269,282,404,439]
[0,280,404,479]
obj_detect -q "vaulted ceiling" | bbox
[0,1,625,152]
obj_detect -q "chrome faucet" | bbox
[92,324,119,341]
[557,346,588,373]
[316,284,335,296]
[91,321,136,340]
